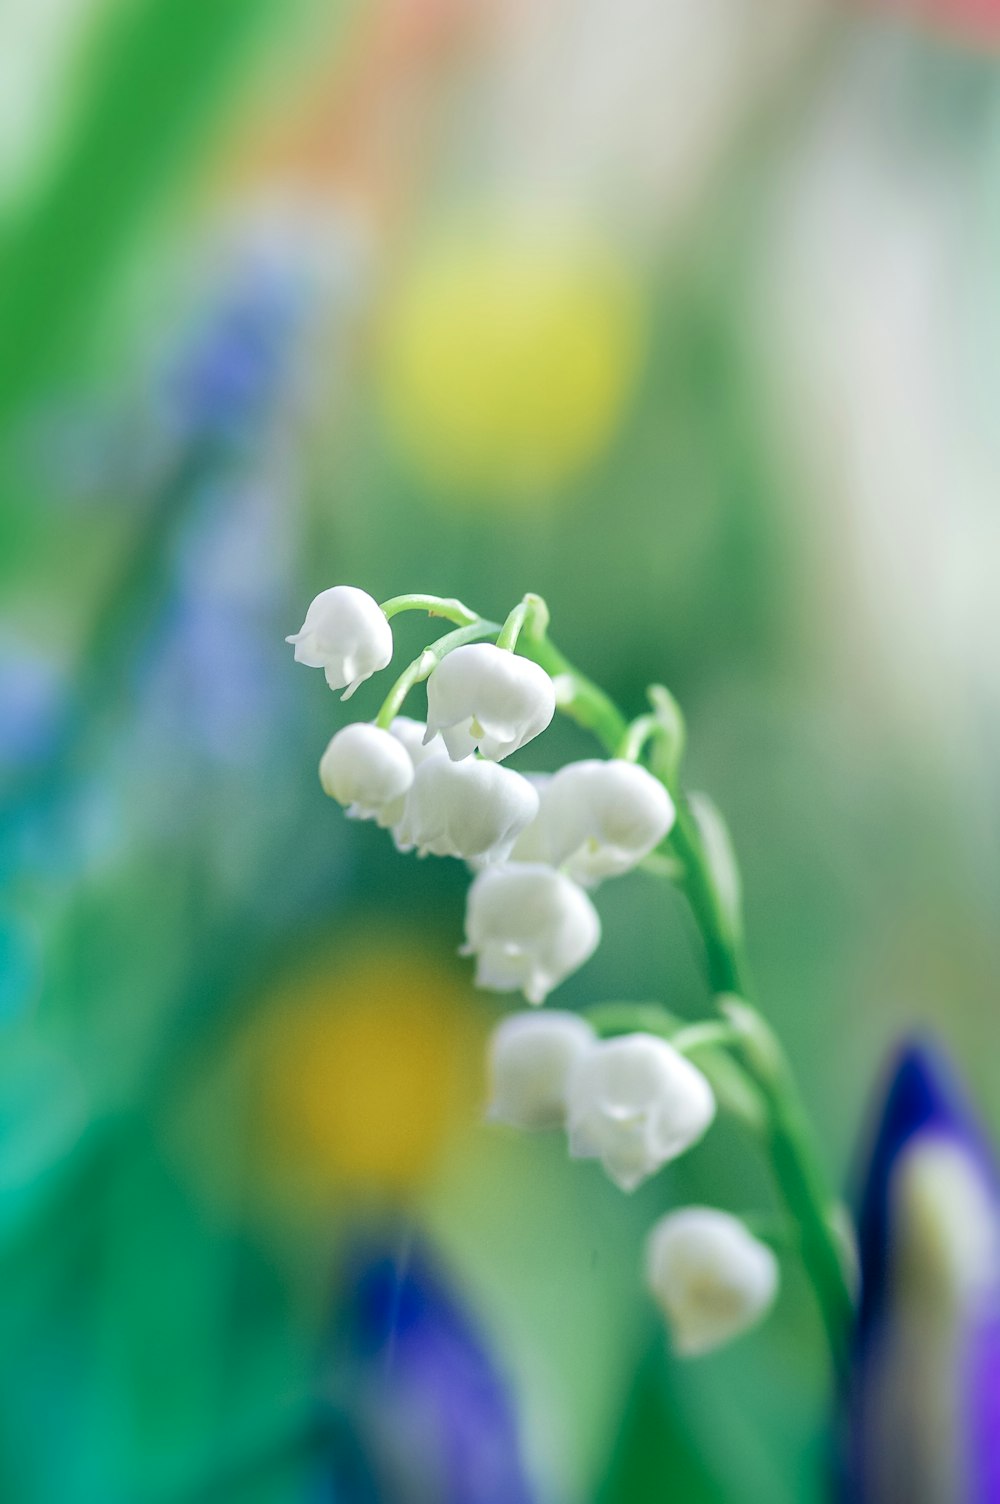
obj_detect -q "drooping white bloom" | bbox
[286,586,393,698]
[525,759,675,885]
[566,1033,715,1191]
[478,773,551,869]
[377,715,449,827]
[462,863,600,1005]
[394,758,539,863]
[387,715,447,769]
[644,1207,779,1356]
[487,1010,597,1130]
[318,722,414,824]
[424,643,555,762]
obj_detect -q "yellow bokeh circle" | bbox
[255,941,485,1199]
[379,216,643,498]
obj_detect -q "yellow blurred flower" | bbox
[254,940,485,1200]
[379,215,643,499]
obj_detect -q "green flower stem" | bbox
[518,629,628,751]
[373,620,499,729]
[617,713,660,764]
[583,1001,684,1039]
[530,627,852,1376]
[670,1020,743,1055]
[496,592,550,653]
[379,594,482,627]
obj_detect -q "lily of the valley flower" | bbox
[846,1040,1000,1504]
[461,863,600,1005]
[424,644,555,762]
[287,586,393,698]
[319,722,414,824]
[377,715,449,827]
[394,758,539,863]
[565,1033,715,1191]
[487,1010,597,1130]
[512,759,675,884]
[644,1207,779,1356]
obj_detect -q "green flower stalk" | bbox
[288,585,855,1376]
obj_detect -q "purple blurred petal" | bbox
[326,1237,535,1504]
[846,1038,1000,1503]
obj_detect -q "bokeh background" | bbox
[2,1,999,1500]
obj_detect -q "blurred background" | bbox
[1,1,999,1500]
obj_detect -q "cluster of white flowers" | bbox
[289,585,779,1356]
[289,586,675,1003]
[487,1009,777,1352]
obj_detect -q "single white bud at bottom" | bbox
[644,1207,779,1356]
[487,1010,597,1129]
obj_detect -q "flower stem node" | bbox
[462,864,600,1005]
[486,1011,597,1130]
[394,758,540,863]
[565,1034,716,1191]
[424,643,556,761]
[511,759,676,884]
[644,1207,779,1356]
[286,586,393,698]
[318,723,414,824]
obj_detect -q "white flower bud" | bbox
[529,759,676,885]
[476,773,551,870]
[387,715,447,769]
[424,643,555,762]
[286,586,393,698]
[378,715,449,827]
[487,1010,597,1130]
[566,1033,715,1191]
[318,722,414,824]
[461,863,600,1005]
[394,758,539,863]
[644,1207,779,1356]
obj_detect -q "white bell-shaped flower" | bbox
[487,1010,597,1130]
[644,1207,779,1356]
[394,757,539,863]
[424,644,555,761]
[473,773,551,871]
[531,759,676,885]
[286,586,393,698]
[566,1033,715,1191]
[461,863,600,1005]
[387,715,447,768]
[318,722,414,824]
[377,715,449,827]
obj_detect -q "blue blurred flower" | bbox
[322,1237,535,1504]
[846,1040,1000,1503]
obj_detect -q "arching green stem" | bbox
[379,594,482,627]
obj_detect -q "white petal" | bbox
[463,863,600,1004]
[318,722,413,822]
[394,758,539,862]
[486,1010,596,1130]
[425,644,555,762]
[644,1208,778,1356]
[565,1033,715,1191]
[288,586,393,694]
